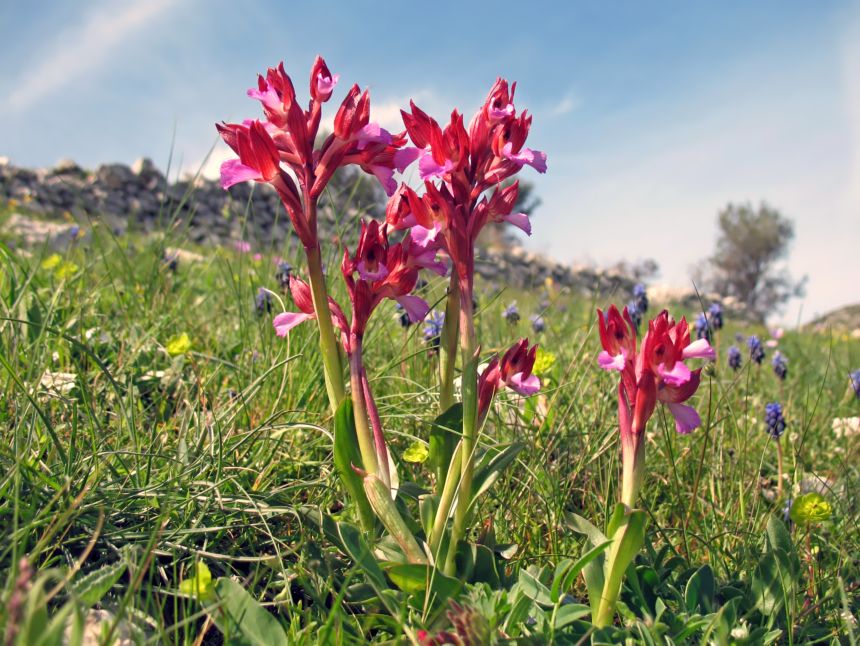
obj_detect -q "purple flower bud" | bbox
[772,351,788,381]
[708,302,723,330]
[529,314,545,333]
[728,345,742,370]
[255,288,272,316]
[765,402,786,439]
[747,335,765,364]
[503,303,520,324]
[850,369,860,400]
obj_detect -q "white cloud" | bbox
[3,0,175,112]
[548,92,580,116]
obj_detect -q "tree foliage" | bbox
[706,202,805,321]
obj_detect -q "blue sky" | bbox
[1,1,858,324]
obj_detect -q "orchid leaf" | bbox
[333,398,375,531]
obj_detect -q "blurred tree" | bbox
[706,202,806,322]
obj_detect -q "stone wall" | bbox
[0,157,637,294]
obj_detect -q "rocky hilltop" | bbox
[0,158,645,295]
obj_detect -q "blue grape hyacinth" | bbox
[850,370,860,400]
[772,351,788,381]
[255,287,272,316]
[530,314,546,333]
[503,302,520,324]
[632,283,648,313]
[423,310,445,351]
[694,312,711,341]
[708,302,723,330]
[765,402,786,439]
[728,345,742,371]
[747,335,766,364]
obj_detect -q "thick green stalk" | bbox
[444,279,478,575]
[364,474,426,564]
[304,242,345,414]
[428,442,462,556]
[620,433,645,509]
[438,280,461,413]
[348,337,379,478]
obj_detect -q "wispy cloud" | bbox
[4,0,175,112]
[548,92,580,117]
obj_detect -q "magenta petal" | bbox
[410,223,442,248]
[418,154,453,180]
[501,143,548,173]
[393,147,421,172]
[682,339,716,361]
[220,159,263,189]
[316,72,339,96]
[369,165,397,196]
[247,86,281,112]
[357,260,389,281]
[488,104,514,120]
[503,212,532,236]
[598,350,625,371]
[355,122,393,149]
[396,295,429,322]
[659,361,692,386]
[509,372,540,396]
[273,311,314,336]
[666,402,701,434]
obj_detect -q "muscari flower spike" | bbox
[275,261,292,290]
[727,345,742,371]
[694,312,711,342]
[632,283,648,313]
[422,310,445,349]
[747,335,766,364]
[708,302,723,330]
[627,300,642,331]
[850,369,860,400]
[772,351,788,381]
[530,314,545,333]
[255,288,272,316]
[503,302,520,324]
[765,402,786,439]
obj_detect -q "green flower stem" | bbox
[304,241,346,414]
[444,279,478,575]
[620,433,645,509]
[428,442,462,556]
[348,337,380,479]
[438,280,461,414]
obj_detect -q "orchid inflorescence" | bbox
[217,57,547,581]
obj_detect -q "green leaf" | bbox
[403,441,429,463]
[333,398,375,531]
[684,564,716,613]
[552,603,591,630]
[419,494,438,537]
[469,442,525,509]
[208,577,289,646]
[566,512,608,618]
[428,403,462,489]
[518,567,554,607]
[179,562,214,601]
[384,563,461,605]
[72,560,127,606]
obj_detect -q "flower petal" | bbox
[659,361,691,386]
[502,212,532,236]
[418,154,454,180]
[682,339,716,361]
[273,311,314,336]
[395,295,429,323]
[598,350,625,371]
[666,402,701,434]
[509,372,540,396]
[357,260,389,282]
[220,159,262,189]
[393,146,421,172]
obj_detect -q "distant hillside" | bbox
[805,304,860,335]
